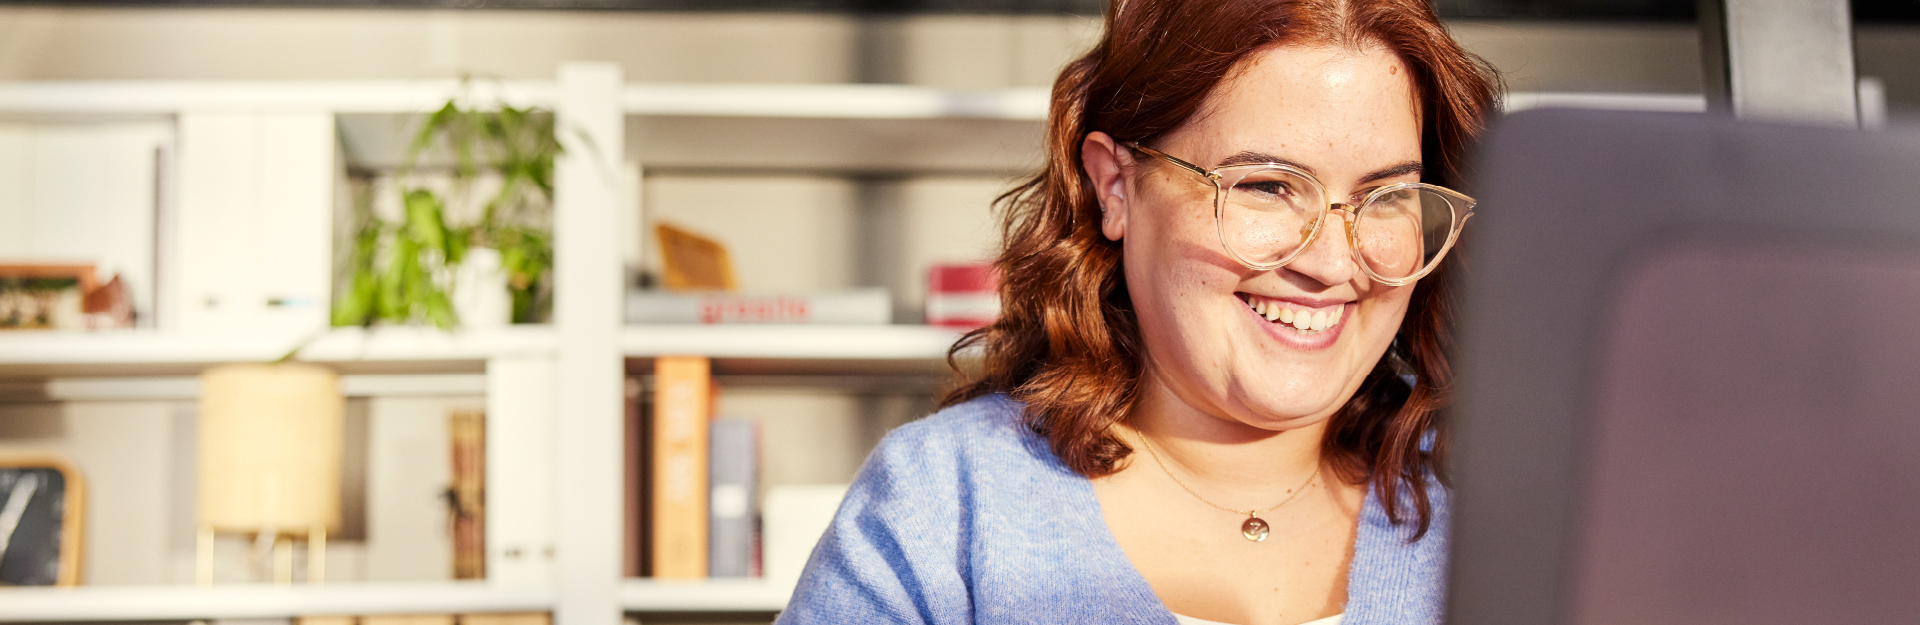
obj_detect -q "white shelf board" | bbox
[0,581,552,622]
[0,374,488,402]
[622,324,964,361]
[0,80,555,115]
[619,578,790,612]
[299,326,557,361]
[0,80,1046,120]
[0,326,555,368]
[623,83,1047,120]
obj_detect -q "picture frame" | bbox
[0,453,86,586]
[0,264,97,331]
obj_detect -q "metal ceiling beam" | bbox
[1700,0,1859,127]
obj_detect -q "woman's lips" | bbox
[1239,293,1349,349]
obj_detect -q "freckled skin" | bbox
[1114,44,1421,440]
[1084,43,1425,625]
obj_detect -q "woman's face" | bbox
[1086,43,1423,434]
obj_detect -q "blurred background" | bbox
[0,1,1906,624]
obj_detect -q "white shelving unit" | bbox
[0,69,1007,624]
[0,66,1716,623]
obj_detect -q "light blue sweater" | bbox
[776,394,1449,624]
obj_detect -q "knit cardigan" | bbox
[776,394,1449,625]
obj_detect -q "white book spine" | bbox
[625,288,890,324]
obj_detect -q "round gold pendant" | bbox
[1241,516,1270,542]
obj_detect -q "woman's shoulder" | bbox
[857,393,1072,492]
[1347,472,1452,622]
[779,393,1128,624]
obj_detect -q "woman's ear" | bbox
[1081,131,1132,242]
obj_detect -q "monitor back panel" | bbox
[1449,109,1920,625]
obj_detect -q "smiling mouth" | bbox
[1240,294,1347,333]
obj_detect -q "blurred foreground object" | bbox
[0,453,85,586]
[197,363,345,585]
[1449,108,1920,624]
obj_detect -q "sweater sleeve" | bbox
[775,417,974,625]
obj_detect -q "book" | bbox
[624,288,890,324]
[650,355,711,578]
[448,409,485,580]
[926,263,999,329]
[294,616,354,625]
[622,377,649,578]
[457,613,550,625]
[708,419,759,578]
[359,616,453,625]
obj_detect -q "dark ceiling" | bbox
[0,0,1912,21]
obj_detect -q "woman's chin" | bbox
[1226,382,1348,431]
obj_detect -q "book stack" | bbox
[634,223,891,325]
[926,262,999,329]
[628,356,765,579]
[622,224,850,583]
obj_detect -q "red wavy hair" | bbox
[942,0,1501,537]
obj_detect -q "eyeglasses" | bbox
[1126,142,1475,286]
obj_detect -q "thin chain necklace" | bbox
[1132,430,1320,542]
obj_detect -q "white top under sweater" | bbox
[1174,614,1343,625]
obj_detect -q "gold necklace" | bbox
[1133,430,1320,542]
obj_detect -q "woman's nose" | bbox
[1280,208,1359,285]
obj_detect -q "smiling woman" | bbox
[777,1,1499,624]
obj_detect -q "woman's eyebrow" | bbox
[1217,150,1316,173]
[1217,152,1424,184]
[1359,161,1424,184]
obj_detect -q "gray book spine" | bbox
[708,419,758,577]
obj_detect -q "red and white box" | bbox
[926,263,1000,329]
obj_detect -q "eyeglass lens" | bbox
[1219,167,1459,280]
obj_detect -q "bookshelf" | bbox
[0,60,1716,625]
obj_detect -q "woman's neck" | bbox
[1123,375,1329,497]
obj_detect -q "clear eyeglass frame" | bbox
[1125,141,1476,287]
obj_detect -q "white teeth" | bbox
[1249,296,1346,333]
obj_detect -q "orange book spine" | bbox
[651,355,710,578]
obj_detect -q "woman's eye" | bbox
[1237,180,1293,198]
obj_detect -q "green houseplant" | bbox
[332,95,561,329]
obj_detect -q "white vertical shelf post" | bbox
[486,355,557,587]
[552,62,626,625]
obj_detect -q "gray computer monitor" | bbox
[1448,109,1920,625]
